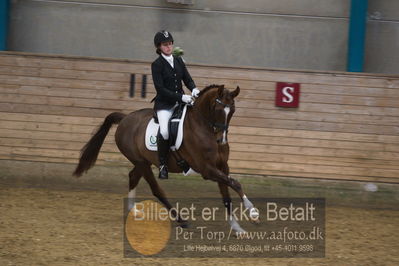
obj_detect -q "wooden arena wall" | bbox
[0,52,398,183]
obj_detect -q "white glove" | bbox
[191,88,200,98]
[182,94,194,105]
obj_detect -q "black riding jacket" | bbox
[151,55,196,110]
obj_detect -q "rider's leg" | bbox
[156,108,173,179]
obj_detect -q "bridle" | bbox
[191,91,235,144]
[211,98,234,143]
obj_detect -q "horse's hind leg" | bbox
[142,164,188,227]
[127,165,144,210]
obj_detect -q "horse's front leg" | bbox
[216,159,246,232]
[218,182,246,233]
[205,163,260,224]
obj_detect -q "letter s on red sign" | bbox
[282,87,294,103]
[275,82,300,108]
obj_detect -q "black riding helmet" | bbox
[154,30,174,47]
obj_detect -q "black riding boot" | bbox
[157,134,170,179]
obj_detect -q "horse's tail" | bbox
[73,112,126,177]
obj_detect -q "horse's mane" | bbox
[198,84,223,97]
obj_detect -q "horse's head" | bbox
[195,84,240,144]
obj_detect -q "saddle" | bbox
[146,103,187,151]
[146,104,197,175]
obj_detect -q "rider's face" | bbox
[160,41,173,56]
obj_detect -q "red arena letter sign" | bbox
[275,82,300,108]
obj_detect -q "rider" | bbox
[151,30,200,179]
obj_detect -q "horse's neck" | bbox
[188,104,210,128]
[193,95,214,122]
[185,98,213,133]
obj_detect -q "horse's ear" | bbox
[218,85,225,97]
[231,86,240,98]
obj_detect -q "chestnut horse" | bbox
[73,84,257,232]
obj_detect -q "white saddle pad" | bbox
[145,105,188,151]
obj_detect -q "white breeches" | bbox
[157,107,176,140]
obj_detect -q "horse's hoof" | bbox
[249,208,260,224]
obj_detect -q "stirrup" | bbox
[159,165,169,179]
